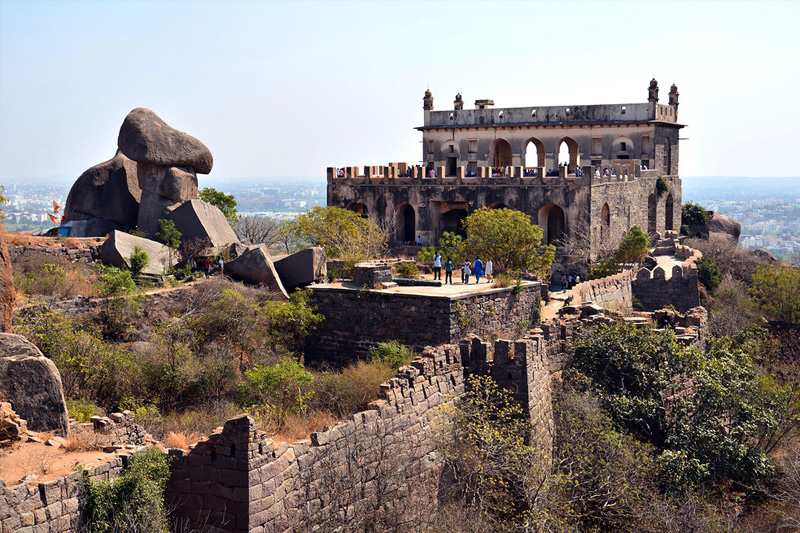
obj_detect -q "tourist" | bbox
[218,257,225,274]
[473,257,484,284]
[433,251,442,280]
[444,258,453,284]
[560,274,567,291]
[336,168,345,178]
[485,259,493,282]
[200,256,211,278]
[575,273,581,284]
[416,235,422,247]
[462,261,471,284]
[595,168,601,177]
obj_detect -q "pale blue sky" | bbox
[1,0,798,182]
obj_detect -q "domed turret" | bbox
[423,89,434,111]
[669,84,679,108]
[648,78,659,103]
[454,93,463,110]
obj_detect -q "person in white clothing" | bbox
[485,259,493,282]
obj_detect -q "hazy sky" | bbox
[1,0,798,182]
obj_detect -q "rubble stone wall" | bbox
[569,271,634,313]
[8,243,100,264]
[306,282,543,365]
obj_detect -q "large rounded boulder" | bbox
[64,151,141,228]
[708,213,741,243]
[118,108,213,174]
[0,333,69,436]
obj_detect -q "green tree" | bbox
[128,245,149,280]
[681,202,711,236]
[0,185,9,221]
[696,256,721,291]
[461,207,555,277]
[155,218,181,271]
[438,231,465,264]
[287,206,386,267]
[614,225,650,265]
[199,187,239,223]
[239,357,314,427]
[751,263,800,323]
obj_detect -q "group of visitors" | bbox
[431,251,493,285]
[558,272,582,291]
[196,256,225,278]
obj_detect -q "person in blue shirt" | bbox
[473,257,484,283]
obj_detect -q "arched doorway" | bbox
[441,208,468,238]
[396,204,415,243]
[524,138,544,169]
[538,204,566,245]
[665,194,674,231]
[493,139,512,168]
[349,202,368,218]
[557,137,579,172]
[601,203,610,243]
[647,194,657,235]
[488,202,507,210]
[442,141,459,177]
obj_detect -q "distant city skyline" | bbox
[1,0,798,182]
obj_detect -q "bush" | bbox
[696,256,721,291]
[13,253,95,298]
[394,261,419,279]
[239,358,315,427]
[368,341,411,368]
[751,263,800,323]
[493,273,514,288]
[416,246,435,264]
[310,361,396,418]
[66,398,103,423]
[80,447,171,533]
[656,176,669,197]
[589,257,618,279]
[128,246,149,280]
[614,225,650,265]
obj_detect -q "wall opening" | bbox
[601,203,610,243]
[538,204,566,245]
[524,138,544,169]
[665,193,674,231]
[349,202,368,218]
[396,204,415,243]
[647,194,657,235]
[557,137,579,172]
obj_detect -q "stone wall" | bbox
[305,282,543,365]
[0,457,127,532]
[8,242,100,264]
[167,344,464,532]
[569,271,634,313]
[632,242,701,312]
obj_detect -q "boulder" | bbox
[0,228,14,332]
[273,247,327,290]
[166,199,239,248]
[118,108,213,174]
[0,401,27,445]
[708,213,741,242]
[98,230,171,276]
[136,164,199,236]
[63,151,141,229]
[224,245,288,299]
[0,333,69,436]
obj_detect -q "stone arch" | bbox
[492,138,512,168]
[523,137,545,168]
[349,202,368,218]
[441,207,468,238]
[557,136,580,171]
[647,194,657,235]
[601,203,610,243]
[488,202,507,210]
[665,193,674,231]
[611,135,634,160]
[396,203,415,243]
[538,203,566,245]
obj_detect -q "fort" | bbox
[328,79,683,259]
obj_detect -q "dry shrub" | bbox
[143,402,241,443]
[13,251,95,298]
[686,235,768,286]
[707,278,761,337]
[272,411,337,443]
[22,449,55,476]
[163,431,200,450]
[310,361,396,418]
[63,431,107,452]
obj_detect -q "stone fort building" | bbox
[328,79,684,259]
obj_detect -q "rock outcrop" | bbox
[0,333,69,436]
[0,228,14,332]
[63,151,141,233]
[0,401,27,446]
[224,245,289,299]
[117,108,213,174]
[708,213,741,243]
[98,230,171,276]
[273,247,327,290]
[166,199,238,249]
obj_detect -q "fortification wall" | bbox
[305,282,543,365]
[167,344,464,532]
[8,242,100,264]
[632,242,701,312]
[569,271,635,313]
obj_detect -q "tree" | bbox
[199,187,238,223]
[128,245,149,280]
[681,202,711,237]
[238,357,314,428]
[287,206,386,266]
[696,256,721,291]
[438,231,466,264]
[751,263,800,323]
[234,215,282,247]
[614,225,650,266]
[0,185,8,221]
[461,207,555,277]
[155,219,181,271]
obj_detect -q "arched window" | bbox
[396,204,415,242]
[647,194,657,235]
[601,203,610,243]
[665,194,674,231]
[493,139,512,168]
[538,204,566,245]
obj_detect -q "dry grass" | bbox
[62,431,108,452]
[163,431,201,450]
[259,410,338,444]
[13,251,96,298]
[22,449,55,476]
[143,402,242,443]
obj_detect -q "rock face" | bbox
[708,213,741,242]
[0,333,69,436]
[166,199,238,248]
[224,246,289,299]
[0,228,14,332]
[98,230,171,276]
[118,108,213,174]
[0,401,28,445]
[136,164,199,235]
[273,247,327,290]
[63,151,141,231]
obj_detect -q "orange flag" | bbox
[53,200,61,214]
[48,213,59,225]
